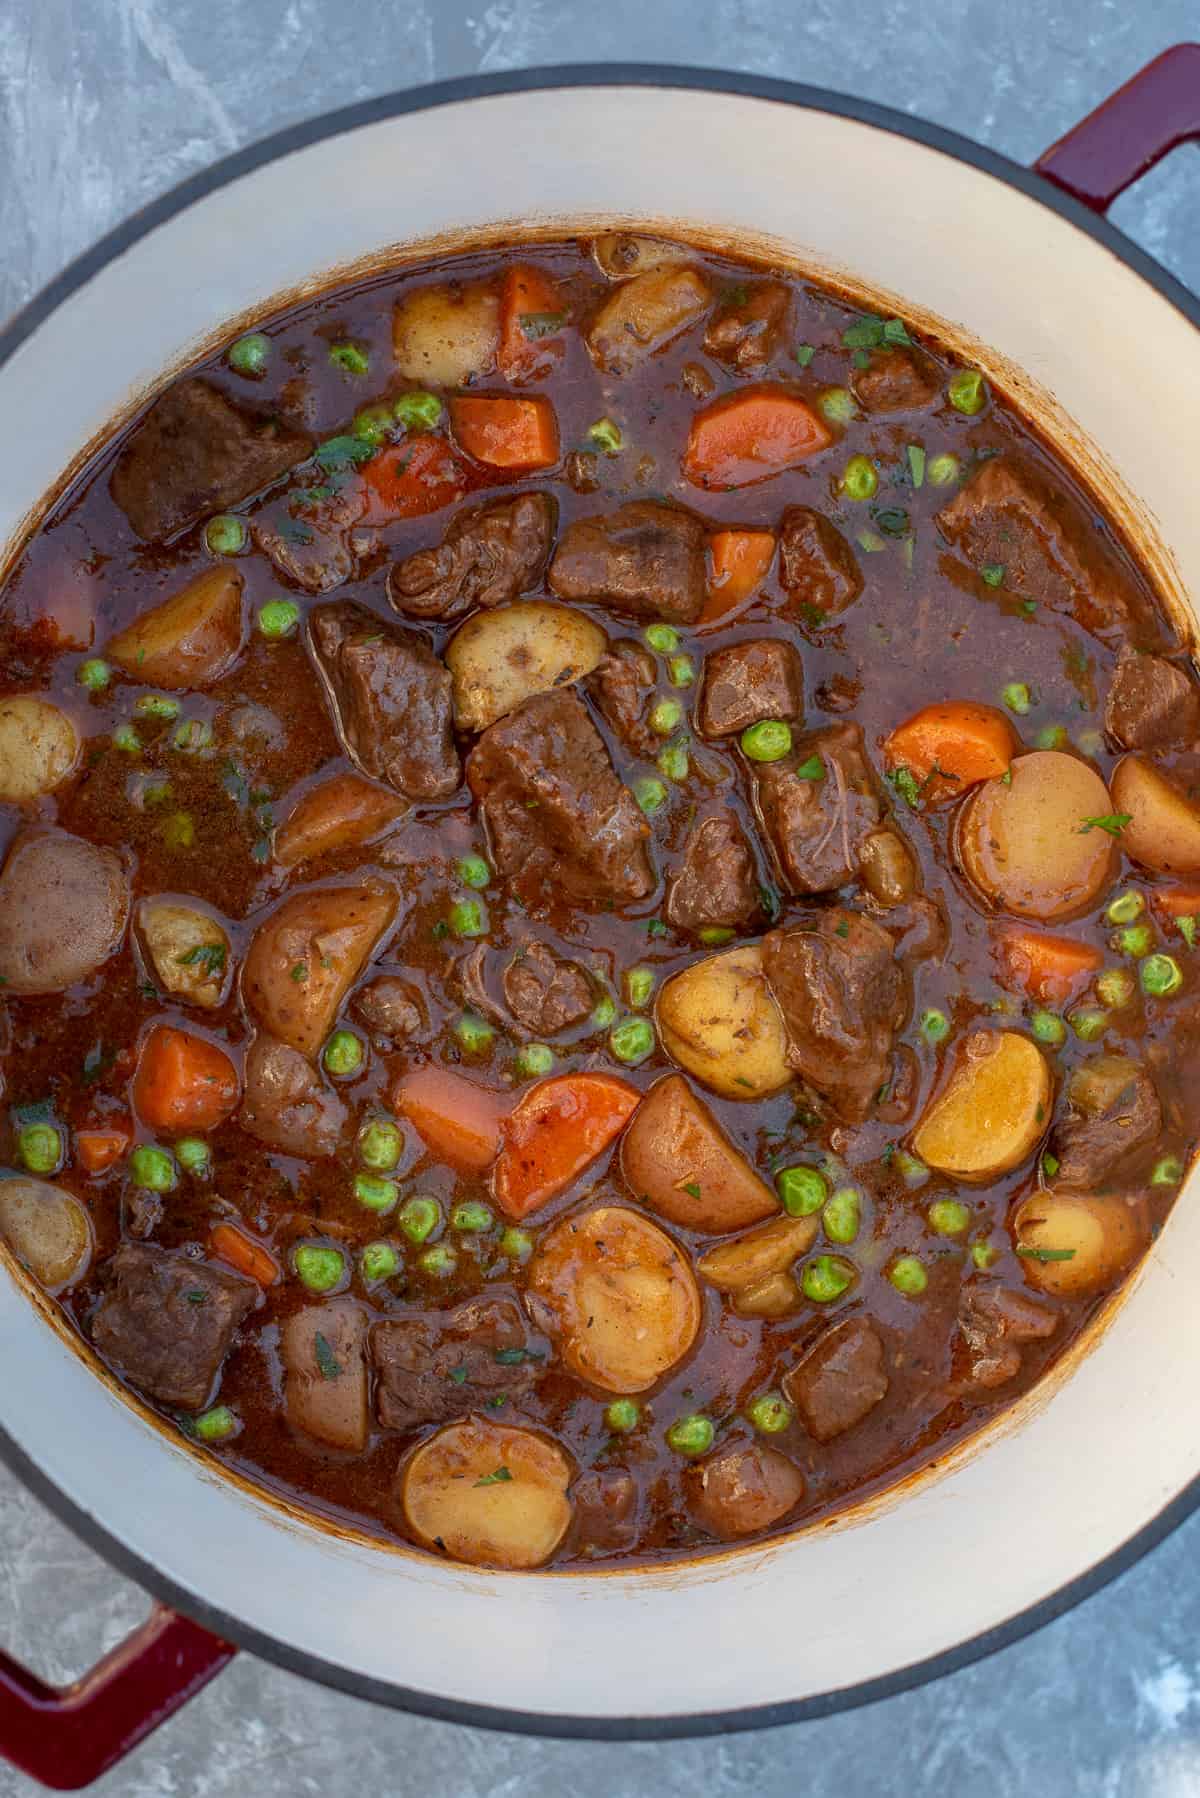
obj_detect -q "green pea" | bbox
[667,655,696,689]
[1069,1007,1109,1041]
[193,1405,238,1442]
[1114,923,1155,958]
[971,1241,998,1270]
[588,417,623,454]
[666,1414,714,1457]
[928,1198,970,1236]
[361,1241,401,1283]
[456,853,491,890]
[777,1164,827,1216]
[453,1012,494,1055]
[451,1200,494,1233]
[227,332,270,377]
[948,369,988,414]
[394,390,442,430]
[1035,724,1068,750]
[419,1244,457,1278]
[129,1144,176,1192]
[354,1173,398,1214]
[175,1137,211,1177]
[515,1042,555,1080]
[818,386,856,426]
[113,724,141,754]
[135,693,180,721]
[605,1398,640,1433]
[1141,953,1183,997]
[500,1226,533,1263]
[927,451,961,486]
[294,1243,346,1293]
[171,718,213,753]
[740,720,792,763]
[624,966,655,1010]
[633,775,669,816]
[358,1117,402,1172]
[920,1008,949,1044]
[822,1187,861,1244]
[590,992,617,1031]
[1106,890,1145,926]
[1002,682,1032,716]
[1096,968,1135,1009]
[323,1030,364,1077]
[698,926,735,946]
[892,1149,929,1190]
[645,624,680,654]
[802,1254,855,1302]
[650,699,683,736]
[746,1391,793,1435]
[840,454,878,501]
[889,1255,928,1295]
[77,657,112,692]
[329,341,369,377]
[657,741,690,783]
[1151,1155,1184,1187]
[18,1122,63,1176]
[610,1016,655,1065]
[1030,1010,1067,1047]
[352,402,394,445]
[450,898,487,938]
[204,514,247,556]
[397,1196,440,1245]
[163,811,195,850]
[257,599,300,639]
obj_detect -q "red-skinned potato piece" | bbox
[956,751,1116,920]
[392,1065,508,1175]
[685,1442,806,1540]
[492,1073,641,1220]
[282,1299,369,1452]
[274,772,407,869]
[131,1024,239,1133]
[620,1073,777,1232]
[105,567,244,689]
[242,885,397,1059]
[1110,754,1200,878]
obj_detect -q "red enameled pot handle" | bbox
[0,1604,234,1789]
[1035,42,1200,212]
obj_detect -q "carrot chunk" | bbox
[393,1065,508,1176]
[449,395,560,470]
[701,530,777,627]
[996,929,1103,1004]
[131,1024,240,1133]
[491,1073,641,1221]
[497,264,568,383]
[360,436,466,522]
[75,1129,130,1174]
[209,1222,280,1287]
[682,386,831,489]
[885,701,1018,807]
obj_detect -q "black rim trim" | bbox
[2,60,1199,1744]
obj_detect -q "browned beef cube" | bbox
[664,810,764,934]
[252,475,364,594]
[90,1243,256,1410]
[1050,1057,1162,1191]
[571,1470,639,1557]
[503,940,594,1035]
[696,638,804,739]
[1104,646,1200,750]
[752,721,884,894]
[784,1318,889,1442]
[959,1282,1058,1387]
[389,492,556,622]
[778,507,863,616]
[239,1035,347,1158]
[111,379,311,541]
[702,281,791,373]
[548,501,707,623]
[466,690,653,908]
[850,346,940,413]
[350,975,424,1047]
[763,907,908,1123]
[371,1297,548,1431]
[308,601,459,801]
[585,640,659,756]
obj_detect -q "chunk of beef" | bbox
[936,455,1149,636]
[752,721,885,894]
[90,1243,256,1410]
[850,346,940,414]
[1050,1056,1162,1191]
[763,908,908,1123]
[584,640,658,756]
[959,1281,1058,1387]
[548,500,707,624]
[252,475,365,594]
[571,1469,639,1557]
[702,280,791,373]
[783,1317,889,1442]
[388,492,556,622]
[564,450,600,494]
[665,810,764,934]
[697,638,804,739]
[308,601,459,801]
[503,940,594,1035]
[349,975,424,1047]
[239,1035,347,1158]
[371,1296,548,1431]
[466,690,653,908]
[1104,646,1200,750]
[111,379,311,542]
[778,507,863,617]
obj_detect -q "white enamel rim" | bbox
[1,68,1199,1739]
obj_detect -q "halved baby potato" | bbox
[106,567,244,690]
[400,1416,573,1569]
[0,695,80,803]
[392,281,500,386]
[656,944,791,1102]
[586,267,711,376]
[1110,753,1200,878]
[445,601,606,733]
[696,1213,818,1318]
[527,1204,701,1394]
[274,772,407,869]
[1012,1189,1149,1298]
[0,1177,92,1293]
[592,234,695,279]
[281,1299,369,1453]
[956,750,1116,920]
[242,885,397,1059]
[138,899,231,1009]
[912,1029,1051,1182]
[620,1073,778,1233]
[685,1442,806,1541]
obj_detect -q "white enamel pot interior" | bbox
[1,70,1199,1736]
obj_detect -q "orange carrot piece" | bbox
[209,1222,281,1287]
[885,701,1018,808]
[449,395,560,470]
[76,1129,130,1174]
[701,529,777,627]
[131,1024,240,1133]
[497,264,567,383]
[393,1065,508,1177]
[682,386,831,489]
[360,436,466,523]
[492,1072,642,1221]
[997,929,1104,1004]
[1152,886,1200,919]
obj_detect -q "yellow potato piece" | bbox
[106,567,244,690]
[656,943,791,1101]
[138,899,231,1009]
[696,1214,818,1292]
[912,1029,1051,1182]
[446,601,606,733]
[392,281,500,386]
[592,234,695,279]
[242,885,397,1059]
[586,267,711,376]
[1013,1190,1149,1298]
[1111,753,1200,878]
[401,1417,573,1570]
[957,750,1115,920]
[0,695,79,803]
[528,1205,701,1394]
[0,1178,92,1293]
[274,772,407,869]
[620,1072,778,1232]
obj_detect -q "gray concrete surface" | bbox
[2,2,1200,1792]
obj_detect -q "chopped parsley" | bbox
[1180,916,1197,949]
[290,961,309,982]
[519,309,569,340]
[1017,1246,1077,1262]
[184,1289,208,1305]
[473,1466,514,1488]
[906,444,926,488]
[646,919,670,939]
[176,943,226,976]
[834,918,851,939]
[758,881,782,923]
[889,766,923,810]
[679,1181,702,1201]
[314,433,375,471]
[873,506,911,538]
[82,1042,116,1086]
[795,754,825,781]
[314,1332,342,1379]
[841,314,911,350]
[794,343,815,367]
[980,564,1006,588]
[448,1364,469,1385]
[494,1347,544,1365]
[1079,813,1131,837]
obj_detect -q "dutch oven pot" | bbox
[0,49,1198,1789]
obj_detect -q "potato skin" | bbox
[0,695,80,802]
[105,567,244,689]
[446,601,606,732]
[592,234,694,279]
[685,1442,806,1540]
[400,1416,573,1569]
[242,885,397,1058]
[656,944,792,1101]
[957,751,1115,920]
[1110,753,1200,877]
[274,772,407,869]
[392,281,500,386]
[0,828,128,994]
[0,1178,92,1293]
[696,1213,819,1294]
[620,1073,778,1232]
[138,899,231,1009]
[1013,1190,1149,1297]
[912,1029,1051,1182]
[281,1299,369,1452]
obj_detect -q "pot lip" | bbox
[2,59,1200,1739]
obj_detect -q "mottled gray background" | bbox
[2,3,1200,1793]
